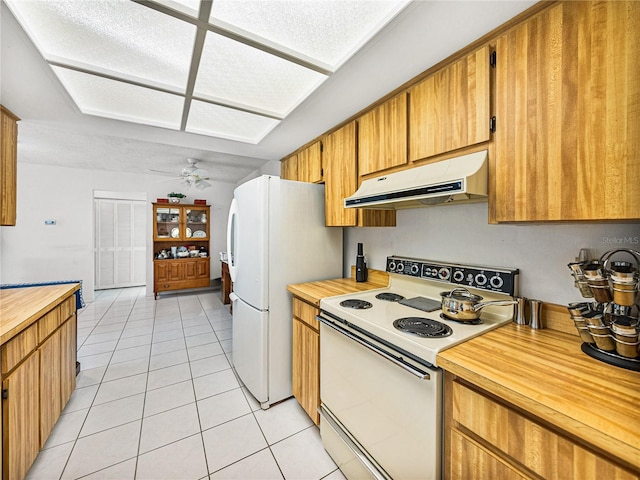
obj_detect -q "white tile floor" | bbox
[27,287,344,480]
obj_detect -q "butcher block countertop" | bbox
[437,324,640,471]
[0,283,80,345]
[286,268,389,306]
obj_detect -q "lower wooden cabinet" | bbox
[153,258,210,298]
[1,295,77,480]
[2,352,40,480]
[445,374,639,480]
[291,297,320,425]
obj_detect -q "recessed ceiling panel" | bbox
[52,67,184,130]
[209,0,410,68]
[152,0,201,18]
[194,32,327,117]
[6,0,196,91]
[186,101,280,143]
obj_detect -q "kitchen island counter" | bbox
[437,323,640,475]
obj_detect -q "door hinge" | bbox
[320,143,324,153]
[320,168,324,177]
[490,51,497,68]
[2,389,8,400]
[490,116,497,133]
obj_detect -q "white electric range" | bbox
[318,256,519,480]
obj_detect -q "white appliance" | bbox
[344,149,488,209]
[318,256,518,479]
[227,175,342,408]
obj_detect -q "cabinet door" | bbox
[197,260,209,279]
[495,1,640,221]
[409,46,491,162]
[154,206,181,239]
[168,262,185,281]
[2,352,40,480]
[155,262,169,282]
[185,206,209,240]
[1,106,18,226]
[60,315,77,406]
[358,93,408,176]
[292,317,320,425]
[281,154,299,180]
[184,260,197,280]
[324,123,358,226]
[298,141,323,183]
[39,330,62,446]
[324,122,396,227]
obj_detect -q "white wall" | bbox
[344,202,640,306]
[236,160,281,186]
[0,163,235,301]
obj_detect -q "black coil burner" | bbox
[375,292,405,302]
[393,317,452,338]
[340,299,373,309]
[440,313,482,325]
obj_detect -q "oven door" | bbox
[319,313,442,480]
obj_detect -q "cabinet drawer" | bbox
[293,298,319,330]
[452,381,638,480]
[59,296,75,322]
[38,306,62,343]
[449,428,529,480]
[1,323,38,374]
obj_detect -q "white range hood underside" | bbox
[344,150,488,210]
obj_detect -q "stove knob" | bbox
[396,263,405,272]
[388,261,396,272]
[475,273,487,286]
[453,270,464,282]
[438,268,450,280]
[411,264,420,275]
[490,275,504,289]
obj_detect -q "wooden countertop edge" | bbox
[437,326,640,471]
[287,269,389,306]
[0,284,80,345]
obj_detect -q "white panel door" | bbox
[95,198,146,289]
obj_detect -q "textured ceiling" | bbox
[0,0,537,184]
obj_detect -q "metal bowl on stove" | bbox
[440,287,517,321]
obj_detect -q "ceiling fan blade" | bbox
[195,180,212,190]
[146,168,176,175]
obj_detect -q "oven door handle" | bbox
[318,316,431,380]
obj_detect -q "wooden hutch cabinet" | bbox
[152,202,211,298]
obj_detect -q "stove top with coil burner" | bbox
[339,299,373,309]
[375,292,405,302]
[320,256,519,366]
[393,317,453,338]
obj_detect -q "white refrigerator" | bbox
[226,175,343,408]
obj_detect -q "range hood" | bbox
[344,150,488,210]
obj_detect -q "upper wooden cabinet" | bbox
[297,141,323,183]
[1,105,19,226]
[408,46,491,162]
[358,92,408,176]
[324,122,395,227]
[280,154,298,180]
[494,1,640,222]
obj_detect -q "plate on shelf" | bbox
[186,227,192,238]
[170,227,179,238]
[192,230,206,238]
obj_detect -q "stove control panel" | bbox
[386,256,519,296]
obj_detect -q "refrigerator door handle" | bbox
[226,198,238,282]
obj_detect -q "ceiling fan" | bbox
[148,158,212,190]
